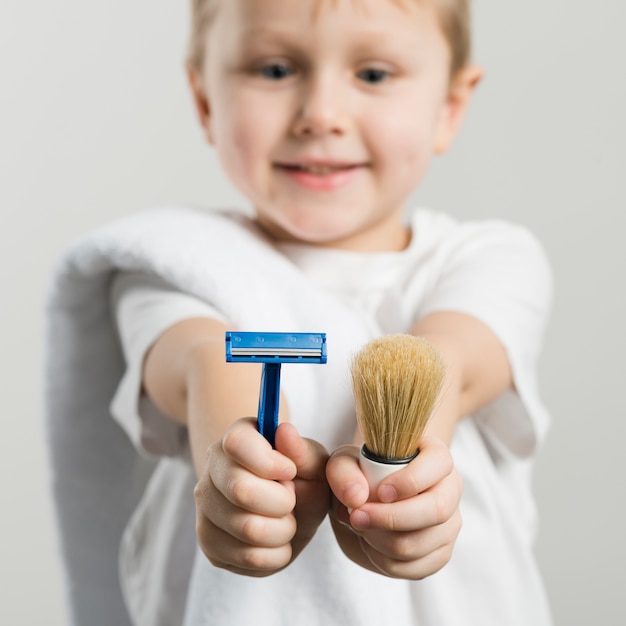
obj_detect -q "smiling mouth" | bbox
[276,163,363,175]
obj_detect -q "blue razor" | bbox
[225,332,327,447]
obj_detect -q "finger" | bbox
[351,469,462,532]
[374,436,456,504]
[359,535,456,580]
[196,512,293,576]
[197,480,297,546]
[326,445,369,510]
[357,509,462,563]
[204,462,296,517]
[221,418,297,481]
[275,424,331,547]
[274,422,329,481]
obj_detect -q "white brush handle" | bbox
[359,447,412,501]
[359,454,404,494]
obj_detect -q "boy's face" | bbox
[191,0,478,250]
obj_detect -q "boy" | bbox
[46,1,553,624]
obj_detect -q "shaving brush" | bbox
[350,334,446,498]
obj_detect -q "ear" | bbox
[433,64,483,154]
[186,63,216,145]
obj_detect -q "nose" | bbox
[291,72,348,138]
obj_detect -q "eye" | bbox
[258,62,294,81]
[357,68,391,84]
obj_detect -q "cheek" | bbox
[214,91,285,176]
[376,112,435,181]
[373,79,446,153]
[212,102,264,188]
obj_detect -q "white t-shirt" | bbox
[110,208,553,626]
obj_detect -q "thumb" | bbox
[274,423,329,481]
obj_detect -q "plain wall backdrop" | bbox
[1,1,624,624]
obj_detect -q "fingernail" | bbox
[351,510,370,530]
[379,485,398,503]
[279,465,295,481]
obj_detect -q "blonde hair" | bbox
[187,0,471,77]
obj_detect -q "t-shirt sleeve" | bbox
[419,220,553,458]
[109,271,227,457]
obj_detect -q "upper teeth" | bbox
[301,165,340,174]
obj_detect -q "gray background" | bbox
[1,1,624,624]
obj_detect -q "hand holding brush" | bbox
[327,333,463,579]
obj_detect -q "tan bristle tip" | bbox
[351,334,446,460]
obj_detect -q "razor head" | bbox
[226,332,327,364]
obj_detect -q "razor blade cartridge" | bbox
[225,332,327,364]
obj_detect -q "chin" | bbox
[261,212,358,246]
[285,222,358,247]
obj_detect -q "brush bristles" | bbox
[351,334,446,460]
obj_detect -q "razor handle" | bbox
[258,362,281,447]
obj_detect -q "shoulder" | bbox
[406,209,553,342]
[410,208,548,252]
[409,209,552,286]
